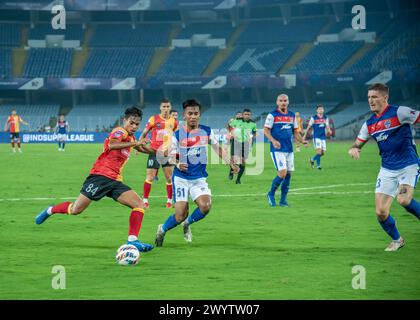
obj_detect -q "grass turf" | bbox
[0,141,419,299]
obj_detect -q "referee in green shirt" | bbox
[228,108,257,184]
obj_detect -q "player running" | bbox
[264,94,307,207]
[302,105,332,170]
[35,106,154,252]
[4,109,29,153]
[348,83,420,251]
[55,114,69,151]
[228,108,257,184]
[154,99,238,246]
[139,99,178,209]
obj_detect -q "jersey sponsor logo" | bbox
[187,147,201,157]
[273,115,294,124]
[280,124,292,130]
[180,135,208,147]
[375,132,389,142]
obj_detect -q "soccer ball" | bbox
[115,244,140,266]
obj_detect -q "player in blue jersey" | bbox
[348,83,420,251]
[154,99,238,246]
[55,114,69,151]
[302,105,332,170]
[264,94,307,207]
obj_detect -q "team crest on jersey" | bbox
[156,123,161,128]
[384,120,391,129]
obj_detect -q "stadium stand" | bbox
[28,24,84,41]
[0,23,21,46]
[177,22,235,39]
[291,41,364,74]
[81,48,154,77]
[89,24,171,47]
[214,45,298,74]
[0,48,11,78]
[236,18,328,45]
[155,47,218,77]
[24,48,73,77]
[65,104,129,131]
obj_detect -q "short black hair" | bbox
[368,83,389,95]
[236,110,242,114]
[124,106,142,119]
[243,108,251,113]
[161,98,171,104]
[182,99,201,110]
[316,104,324,109]
[170,109,178,114]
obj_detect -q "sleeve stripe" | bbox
[416,113,420,124]
[356,137,367,142]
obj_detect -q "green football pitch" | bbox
[0,142,419,300]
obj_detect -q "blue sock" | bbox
[58,142,61,149]
[404,199,420,220]
[62,142,65,150]
[269,176,283,195]
[162,214,179,233]
[378,215,401,241]
[280,174,291,203]
[187,207,207,225]
[316,154,321,167]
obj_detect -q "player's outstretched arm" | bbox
[133,142,155,154]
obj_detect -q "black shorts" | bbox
[146,153,172,169]
[231,140,250,159]
[80,174,131,201]
[10,132,19,140]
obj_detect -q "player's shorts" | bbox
[10,132,19,140]
[80,174,131,201]
[146,153,172,169]
[313,138,327,151]
[231,140,250,159]
[172,176,211,203]
[57,133,67,141]
[375,164,420,197]
[270,151,295,172]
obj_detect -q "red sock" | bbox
[128,208,144,237]
[143,180,152,199]
[17,141,21,148]
[11,141,14,148]
[51,202,72,214]
[166,183,173,200]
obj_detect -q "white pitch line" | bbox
[0,183,374,202]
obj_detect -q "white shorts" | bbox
[57,133,67,141]
[270,151,294,172]
[172,176,211,203]
[375,164,420,197]
[313,138,326,151]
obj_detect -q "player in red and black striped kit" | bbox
[35,106,154,252]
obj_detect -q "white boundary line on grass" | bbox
[0,183,373,202]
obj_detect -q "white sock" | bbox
[47,207,53,215]
[128,235,138,242]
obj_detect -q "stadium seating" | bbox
[0,23,21,46]
[326,12,390,35]
[24,48,73,77]
[329,102,369,127]
[155,47,218,77]
[81,48,154,77]
[65,104,129,131]
[177,22,235,39]
[29,24,84,41]
[236,18,328,45]
[90,24,171,47]
[291,41,364,73]
[0,104,60,131]
[215,45,298,74]
[0,48,11,78]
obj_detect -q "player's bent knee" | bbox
[199,203,211,215]
[397,195,412,207]
[375,208,389,221]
